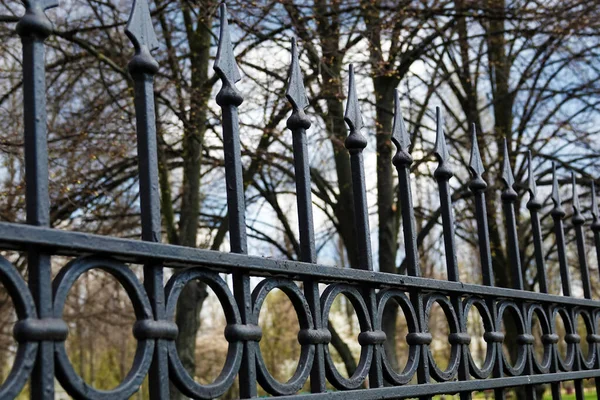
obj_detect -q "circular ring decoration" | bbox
[552,307,575,372]
[52,256,154,400]
[574,308,595,369]
[424,294,460,382]
[165,268,242,399]
[0,256,38,399]
[251,278,314,395]
[376,289,419,385]
[496,301,527,376]
[321,284,373,390]
[526,304,552,374]
[462,297,495,379]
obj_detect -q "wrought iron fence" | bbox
[3,0,600,399]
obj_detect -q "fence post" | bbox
[469,126,506,400]
[391,91,431,399]
[125,0,170,397]
[526,153,561,400]
[343,64,383,388]
[214,5,256,398]
[286,38,327,393]
[17,1,58,398]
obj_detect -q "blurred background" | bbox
[1,0,600,398]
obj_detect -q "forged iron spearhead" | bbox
[17,0,58,37]
[286,38,309,112]
[344,64,364,133]
[391,89,410,152]
[214,3,241,86]
[592,181,599,224]
[551,163,563,210]
[344,65,366,152]
[468,124,484,178]
[433,107,449,164]
[501,139,515,189]
[572,172,584,224]
[526,151,542,210]
[125,0,159,54]
[527,151,537,198]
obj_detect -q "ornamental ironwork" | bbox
[4,1,600,399]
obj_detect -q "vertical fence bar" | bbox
[214,5,255,398]
[590,182,600,399]
[468,126,505,400]
[526,154,561,400]
[571,173,590,400]
[551,164,572,297]
[526,152,548,293]
[286,38,326,393]
[433,108,471,400]
[390,90,431,397]
[500,140,524,290]
[125,0,169,397]
[468,125,493,286]
[501,142,536,400]
[17,1,57,398]
[550,165,584,399]
[343,64,383,388]
[572,174,592,299]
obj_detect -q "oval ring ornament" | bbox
[251,278,314,395]
[321,284,373,390]
[52,256,155,400]
[165,268,242,399]
[462,297,496,379]
[376,289,419,385]
[526,304,552,374]
[0,256,38,399]
[424,294,460,382]
[496,301,527,376]
[552,307,576,372]
[574,307,595,369]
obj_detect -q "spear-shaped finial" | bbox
[572,172,585,225]
[214,3,243,106]
[344,64,366,153]
[391,89,412,167]
[17,0,59,38]
[501,139,518,201]
[526,151,541,210]
[468,124,486,191]
[286,38,310,131]
[433,107,452,179]
[125,0,159,55]
[551,163,565,217]
[125,0,159,74]
[592,181,600,230]
[286,38,309,113]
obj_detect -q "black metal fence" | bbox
[4,0,600,399]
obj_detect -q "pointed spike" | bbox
[501,139,515,189]
[572,172,582,215]
[125,0,159,53]
[433,107,449,163]
[344,64,364,133]
[286,38,309,112]
[214,3,241,85]
[592,181,599,222]
[551,163,562,208]
[468,124,484,177]
[391,89,410,151]
[527,151,537,197]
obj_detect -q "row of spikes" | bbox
[127,0,599,286]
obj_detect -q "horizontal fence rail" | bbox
[3,0,600,399]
